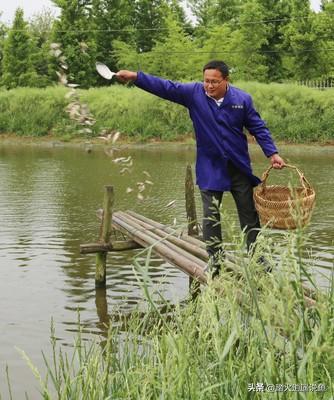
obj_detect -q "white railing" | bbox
[296,80,334,89]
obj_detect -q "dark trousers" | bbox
[200,162,260,259]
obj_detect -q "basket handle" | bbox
[261,164,312,191]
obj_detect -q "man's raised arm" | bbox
[116,70,193,107]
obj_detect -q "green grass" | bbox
[241,82,334,144]
[1,83,334,142]
[0,86,70,137]
[7,226,334,399]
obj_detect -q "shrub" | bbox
[0,83,333,143]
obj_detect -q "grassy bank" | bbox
[8,228,333,399]
[0,83,334,143]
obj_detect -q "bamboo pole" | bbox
[117,211,208,261]
[116,212,317,305]
[124,213,252,274]
[80,240,141,254]
[126,210,206,249]
[112,215,207,283]
[116,211,316,301]
[95,186,114,288]
[117,212,204,267]
[115,212,206,269]
[117,211,242,272]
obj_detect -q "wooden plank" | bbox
[185,164,198,236]
[185,164,201,297]
[80,240,142,254]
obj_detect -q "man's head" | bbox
[203,60,229,100]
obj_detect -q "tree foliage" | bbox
[29,8,56,86]
[188,0,242,27]
[281,0,320,79]
[93,0,133,77]
[114,11,199,79]
[51,0,98,88]
[0,13,7,81]
[228,0,269,81]
[0,0,333,87]
[313,0,334,78]
[1,8,40,88]
[132,0,168,52]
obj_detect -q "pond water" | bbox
[0,142,333,398]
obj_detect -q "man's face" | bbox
[203,69,228,100]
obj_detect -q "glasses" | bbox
[203,79,224,88]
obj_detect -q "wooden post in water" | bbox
[185,164,198,237]
[185,164,201,297]
[95,185,114,288]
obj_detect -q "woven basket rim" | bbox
[254,165,316,229]
[254,186,315,203]
[256,184,314,190]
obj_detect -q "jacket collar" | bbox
[203,84,235,107]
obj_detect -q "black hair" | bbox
[203,60,229,78]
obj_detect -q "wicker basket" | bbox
[253,164,316,229]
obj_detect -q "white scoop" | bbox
[96,62,116,80]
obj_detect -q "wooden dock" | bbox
[79,165,316,306]
[80,165,207,289]
[82,210,207,282]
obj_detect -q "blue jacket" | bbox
[134,71,278,191]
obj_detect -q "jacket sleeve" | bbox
[134,72,194,108]
[244,95,278,157]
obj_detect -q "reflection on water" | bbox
[0,143,333,397]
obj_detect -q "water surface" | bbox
[0,143,333,398]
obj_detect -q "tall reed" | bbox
[12,226,333,399]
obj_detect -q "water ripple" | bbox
[0,144,333,398]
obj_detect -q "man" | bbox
[116,60,285,276]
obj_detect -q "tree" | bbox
[187,0,242,28]
[93,0,133,82]
[133,0,168,52]
[113,1,197,79]
[187,0,216,27]
[320,0,332,11]
[199,24,235,75]
[51,0,98,88]
[166,0,193,33]
[254,0,292,81]
[1,8,39,88]
[113,11,196,78]
[187,0,292,82]
[229,0,269,82]
[281,0,321,79]
[0,13,8,81]
[29,8,56,86]
[142,11,199,80]
[313,0,334,78]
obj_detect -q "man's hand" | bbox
[270,153,285,169]
[116,70,138,83]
